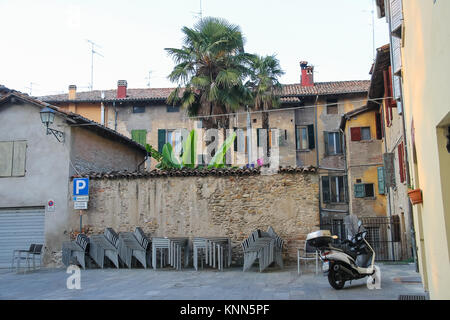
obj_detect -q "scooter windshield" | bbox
[344,215,366,238]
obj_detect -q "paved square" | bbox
[0,263,425,300]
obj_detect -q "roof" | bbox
[71,166,317,180]
[38,80,370,104]
[0,85,147,154]
[339,104,378,130]
[367,44,391,109]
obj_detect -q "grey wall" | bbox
[0,102,71,265]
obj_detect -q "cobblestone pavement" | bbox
[0,263,425,300]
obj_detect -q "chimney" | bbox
[117,80,127,99]
[300,61,314,87]
[68,85,77,100]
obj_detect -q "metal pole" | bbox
[246,105,252,167]
[79,210,83,233]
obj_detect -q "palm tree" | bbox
[165,17,253,129]
[246,55,284,158]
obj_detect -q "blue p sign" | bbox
[73,178,89,196]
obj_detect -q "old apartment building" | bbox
[40,63,370,222]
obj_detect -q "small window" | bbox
[133,105,145,113]
[326,99,338,114]
[325,132,342,155]
[166,106,180,113]
[295,126,308,150]
[361,127,371,140]
[354,183,375,198]
[322,175,348,203]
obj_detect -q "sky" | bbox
[0,0,389,96]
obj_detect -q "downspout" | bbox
[313,95,322,227]
[114,101,117,131]
[339,125,348,215]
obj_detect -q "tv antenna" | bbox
[25,82,39,95]
[363,0,376,61]
[145,70,153,88]
[86,39,104,91]
[192,0,203,20]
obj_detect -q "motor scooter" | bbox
[306,219,378,290]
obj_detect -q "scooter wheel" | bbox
[328,268,346,290]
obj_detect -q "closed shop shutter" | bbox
[0,207,45,268]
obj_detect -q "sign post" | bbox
[73,178,89,234]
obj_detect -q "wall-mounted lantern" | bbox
[40,107,64,142]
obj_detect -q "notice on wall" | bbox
[47,199,56,212]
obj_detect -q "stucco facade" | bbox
[0,91,146,266]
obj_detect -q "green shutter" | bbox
[378,166,385,195]
[307,124,315,149]
[344,175,349,202]
[322,176,330,203]
[257,128,261,147]
[354,183,365,198]
[158,129,166,153]
[131,129,147,146]
[323,131,329,155]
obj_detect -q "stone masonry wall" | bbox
[68,172,319,265]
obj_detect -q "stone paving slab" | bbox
[0,263,425,300]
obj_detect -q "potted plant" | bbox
[407,183,423,205]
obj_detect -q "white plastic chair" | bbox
[297,241,319,276]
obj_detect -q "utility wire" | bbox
[182,96,393,120]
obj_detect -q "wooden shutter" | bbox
[350,127,361,141]
[383,152,396,189]
[398,142,405,183]
[12,141,26,176]
[344,175,349,202]
[131,130,147,146]
[375,113,382,140]
[321,176,330,203]
[0,141,13,177]
[390,0,403,35]
[354,183,365,198]
[307,124,315,149]
[377,166,385,195]
[388,67,397,109]
[323,131,329,155]
[158,129,166,153]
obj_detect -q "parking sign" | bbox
[73,178,89,196]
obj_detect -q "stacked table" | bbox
[151,237,189,271]
[193,237,232,271]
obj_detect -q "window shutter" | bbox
[383,70,392,127]
[0,141,13,177]
[398,142,405,183]
[131,130,147,146]
[307,124,315,149]
[321,176,330,203]
[383,152,396,189]
[158,129,166,153]
[344,175,349,202]
[12,141,27,176]
[350,127,361,141]
[375,113,382,140]
[257,128,262,147]
[377,166,385,195]
[354,183,365,198]
[323,131,329,155]
[388,66,397,109]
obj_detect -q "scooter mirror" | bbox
[357,220,362,227]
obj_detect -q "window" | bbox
[354,183,375,198]
[350,127,371,141]
[132,105,145,113]
[324,131,342,155]
[0,141,27,177]
[322,176,348,203]
[326,99,338,114]
[131,130,147,146]
[361,127,371,140]
[166,106,180,113]
[158,129,183,153]
[295,126,308,150]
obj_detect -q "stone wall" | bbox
[69,171,319,264]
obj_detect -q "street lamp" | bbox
[40,107,64,142]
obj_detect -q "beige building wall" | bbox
[401,0,450,299]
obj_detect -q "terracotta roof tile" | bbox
[72,166,317,179]
[39,80,370,104]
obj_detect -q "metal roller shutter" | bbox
[0,207,45,268]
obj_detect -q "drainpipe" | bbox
[313,95,323,227]
[114,101,117,131]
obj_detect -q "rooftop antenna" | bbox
[363,0,376,61]
[145,70,153,88]
[25,82,38,95]
[191,0,203,20]
[86,39,104,91]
